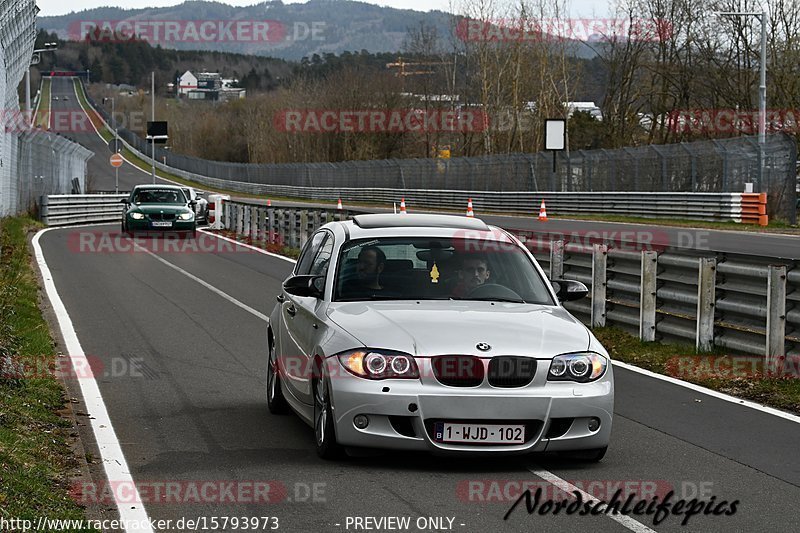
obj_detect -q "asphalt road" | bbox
[38,225,800,533]
[49,76,173,193]
[51,75,800,258]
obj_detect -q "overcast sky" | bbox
[36,0,610,18]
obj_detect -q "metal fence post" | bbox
[257,206,266,242]
[268,208,276,244]
[236,204,244,236]
[40,195,49,225]
[696,258,716,351]
[277,209,286,246]
[591,244,607,327]
[299,210,309,248]
[549,239,564,279]
[312,211,321,232]
[250,205,258,241]
[766,265,787,366]
[289,210,298,248]
[243,205,251,237]
[639,250,658,342]
[224,200,232,230]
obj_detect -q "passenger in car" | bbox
[451,255,491,297]
[341,246,388,298]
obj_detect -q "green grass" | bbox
[72,79,112,142]
[0,217,99,528]
[33,78,51,129]
[594,327,800,414]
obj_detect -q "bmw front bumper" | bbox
[324,357,613,454]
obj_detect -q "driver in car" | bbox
[451,255,491,297]
[341,246,388,298]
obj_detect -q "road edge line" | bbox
[32,228,155,533]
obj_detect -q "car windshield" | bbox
[133,189,186,204]
[333,237,554,304]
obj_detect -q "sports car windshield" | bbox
[334,237,554,304]
[133,189,187,204]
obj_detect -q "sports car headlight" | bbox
[178,211,194,220]
[130,212,145,220]
[337,349,419,380]
[547,352,607,382]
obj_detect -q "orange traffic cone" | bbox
[337,198,343,210]
[267,199,272,207]
[538,200,548,221]
[400,197,407,214]
[466,198,474,217]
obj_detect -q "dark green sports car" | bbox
[121,184,197,237]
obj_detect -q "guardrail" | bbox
[40,194,127,226]
[220,201,797,361]
[82,91,771,225]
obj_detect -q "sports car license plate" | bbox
[433,422,525,444]
[151,221,173,227]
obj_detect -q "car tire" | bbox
[566,446,608,463]
[313,361,344,460]
[267,338,288,415]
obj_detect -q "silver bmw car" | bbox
[267,214,613,461]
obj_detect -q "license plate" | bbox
[151,221,173,227]
[433,422,525,444]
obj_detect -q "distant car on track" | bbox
[121,184,196,238]
[53,96,59,100]
[267,214,613,461]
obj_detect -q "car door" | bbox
[278,231,329,403]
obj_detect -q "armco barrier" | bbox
[40,194,127,226]
[221,200,798,360]
[79,82,783,224]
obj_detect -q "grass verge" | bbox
[0,217,98,527]
[33,78,51,129]
[594,327,800,414]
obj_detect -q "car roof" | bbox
[352,213,489,231]
[328,214,512,242]
[132,184,184,190]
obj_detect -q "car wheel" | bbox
[313,362,344,460]
[267,338,288,415]
[566,446,608,463]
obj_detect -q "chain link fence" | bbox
[86,92,798,223]
[0,0,93,217]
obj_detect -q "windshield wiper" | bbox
[464,296,527,303]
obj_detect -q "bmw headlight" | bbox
[547,352,607,382]
[337,349,419,380]
[130,212,145,220]
[178,211,194,220]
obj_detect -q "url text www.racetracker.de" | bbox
[504,488,739,526]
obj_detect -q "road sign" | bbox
[110,153,124,167]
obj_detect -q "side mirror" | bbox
[119,198,129,204]
[551,279,588,302]
[189,200,197,207]
[283,275,324,299]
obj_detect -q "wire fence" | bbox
[87,93,798,223]
[0,0,94,216]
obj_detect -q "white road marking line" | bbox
[612,360,800,424]
[198,228,297,263]
[33,228,154,533]
[527,467,657,533]
[128,238,269,322]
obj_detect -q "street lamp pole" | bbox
[104,97,119,193]
[151,71,156,184]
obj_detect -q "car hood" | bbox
[131,204,190,213]
[326,301,590,358]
